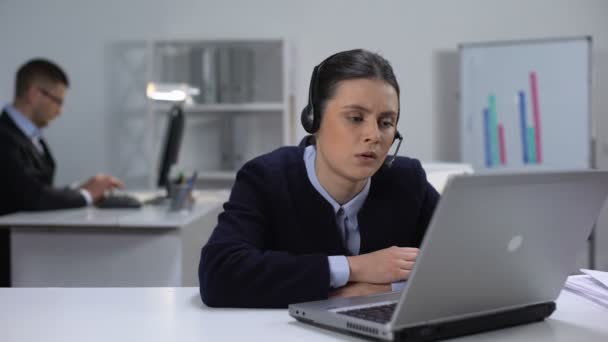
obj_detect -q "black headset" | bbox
[300,63,324,134]
[300,54,404,166]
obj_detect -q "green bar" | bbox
[489,95,500,166]
[527,127,537,164]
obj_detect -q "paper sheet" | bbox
[564,271,608,309]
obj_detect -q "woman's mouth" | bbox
[356,151,378,161]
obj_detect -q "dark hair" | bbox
[313,49,400,119]
[15,58,69,98]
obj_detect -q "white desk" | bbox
[422,162,473,194]
[0,191,228,287]
[0,287,605,342]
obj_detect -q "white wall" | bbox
[1,0,608,268]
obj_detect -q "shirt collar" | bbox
[3,104,43,140]
[303,145,370,219]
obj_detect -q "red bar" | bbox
[530,72,542,163]
[498,124,507,165]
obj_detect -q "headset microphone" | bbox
[386,131,403,168]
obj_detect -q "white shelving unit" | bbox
[152,39,293,188]
[107,39,294,189]
[153,102,284,113]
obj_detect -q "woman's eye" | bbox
[348,116,363,123]
[381,120,394,128]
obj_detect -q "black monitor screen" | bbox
[157,105,185,189]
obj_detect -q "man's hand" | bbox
[330,282,392,299]
[347,246,418,284]
[80,174,124,202]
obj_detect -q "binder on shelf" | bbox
[244,47,255,102]
[216,47,233,103]
[159,45,190,84]
[202,47,218,103]
[230,47,255,103]
[189,47,204,104]
[190,47,218,104]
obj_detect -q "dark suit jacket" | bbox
[0,110,86,286]
[199,145,439,308]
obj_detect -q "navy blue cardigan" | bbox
[199,146,439,308]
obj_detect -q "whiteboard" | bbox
[460,37,591,172]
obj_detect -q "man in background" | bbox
[0,58,124,286]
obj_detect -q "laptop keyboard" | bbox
[337,303,397,324]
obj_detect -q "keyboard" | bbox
[96,195,142,209]
[337,302,397,324]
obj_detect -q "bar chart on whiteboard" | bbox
[460,38,591,173]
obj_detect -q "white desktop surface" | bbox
[0,190,229,228]
[0,287,605,342]
[0,190,229,287]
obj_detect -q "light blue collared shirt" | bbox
[3,104,93,205]
[303,145,406,291]
[4,104,44,153]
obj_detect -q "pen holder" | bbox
[168,183,195,212]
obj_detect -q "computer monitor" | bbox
[157,105,185,189]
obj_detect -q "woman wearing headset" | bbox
[199,49,439,308]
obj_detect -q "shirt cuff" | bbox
[79,189,93,206]
[391,280,408,292]
[328,255,350,288]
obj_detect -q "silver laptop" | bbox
[289,171,608,341]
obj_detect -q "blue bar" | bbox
[483,108,492,167]
[518,91,529,164]
[488,95,500,166]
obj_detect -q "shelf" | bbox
[153,102,284,113]
[197,171,237,181]
[134,39,291,190]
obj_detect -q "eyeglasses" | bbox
[37,87,64,106]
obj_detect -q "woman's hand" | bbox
[347,246,418,284]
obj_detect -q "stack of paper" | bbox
[564,269,608,309]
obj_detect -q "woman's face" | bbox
[315,78,399,184]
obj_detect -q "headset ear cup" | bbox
[301,105,314,133]
[394,130,402,142]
